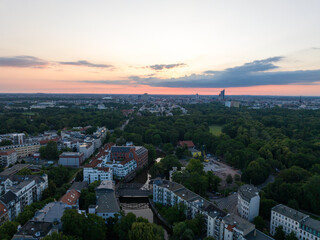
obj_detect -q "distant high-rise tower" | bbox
[219,89,225,100]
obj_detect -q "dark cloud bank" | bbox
[148,63,186,70]
[0,56,48,68]
[0,56,112,69]
[58,60,113,68]
[91,56,319,88]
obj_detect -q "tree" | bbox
[259,198,277,220]
[115,212,137,240]
[234,174,241,182]
[286,232,298,240]
[172,222,194,240]
[274,226,286,240]
[302,175,320,214]
[204,237,216,240]
[163,143,174,154]
[129,222,164,240]
[226,174,233,184]
[40,141,59,160]
[62,209,86,237]
[16,167,32,175]
[42,232,77,240]
[253,216,265,231]
[0,140,12,146]
[144,144,156,164]
[61,209,106,240]
[0,221,19,240]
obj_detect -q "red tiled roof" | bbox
[120,158,135,165]
[226,224,235,232]
[60,189,81,206]
[97,167,110,172]
[40,137,60,145]
[85,159,102,168]
[178,141,195,148]
[0,202,8,217]
[0,149,16,156]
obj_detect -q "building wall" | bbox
[83,168,113,184]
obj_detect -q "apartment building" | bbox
[0,174,48,221]
[110,145,148,169]
[270,204,320,240]
[58,152,85,168]
[0,149,17,167]
[237,184,260,222]
[153,179,270,240]
[88,181,120,222]
[0,201,8,226]
[0,142,40,158]
[83,159,113,184]
[78,142,94,159]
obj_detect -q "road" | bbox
[120,118,130,131]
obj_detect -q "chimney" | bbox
[254,230,256,237]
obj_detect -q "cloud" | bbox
[137,57,320,88]
[59,60,113,68]
[148,63,186,70]
[0,56,48,68]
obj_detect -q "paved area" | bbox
[204,158,241,187]
[214,193,238,214]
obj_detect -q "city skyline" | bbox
[1,0,320,96]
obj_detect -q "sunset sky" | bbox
[0,0,320,95]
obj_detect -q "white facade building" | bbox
[78,142,94,159]
[270,204,320,240]
[83,166,113,184]
[0,174,48,221]
[237,184,260,222]
[0,149,17,167]
[153,179,268,240]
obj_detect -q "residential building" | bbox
[0,174,48,221]
[153,179,270,240]
[0,164,31,177]
[89,181,120,221]
[0,201,8,225]
[60,189,81,208]
[12,221,53,240]
[270,204,320,240]
[33,201,71,229]
[0,191,20,221]
[110,145,148,170]
[177,140,195,149]
[83,161,113,184]
[103,158,137,179]
[78,142,94,159]
[238,184,260,222]
[83,144,147,181]
[69,181,88,192]
[0,149,17,167]
[59,152,85,168]
[0,142,40,158]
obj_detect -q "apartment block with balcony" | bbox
[270,204,320,240]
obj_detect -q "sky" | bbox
[0,0,320,96]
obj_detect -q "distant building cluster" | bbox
[0,126,107,167]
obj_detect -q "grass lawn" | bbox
[209,125,222,136]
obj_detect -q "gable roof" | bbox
[178,141,195,148]
[60,189,81,206]
[0,191,17,204]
